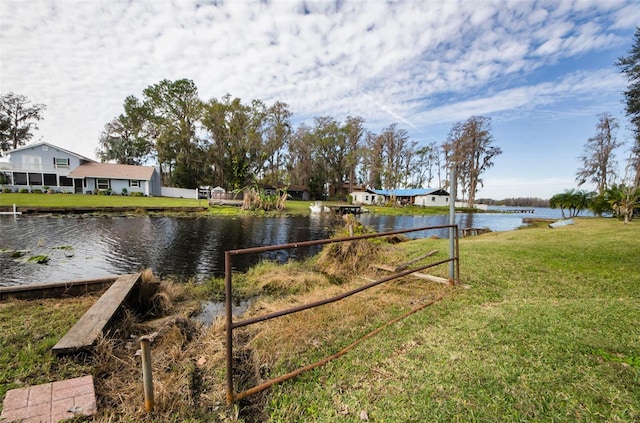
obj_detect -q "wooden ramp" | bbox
[52,273,142,355]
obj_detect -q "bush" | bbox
[32,189,43,194]
[121,188,128,196]
[130,191,144,197]
[19,188,29,193]
[97,190,109,195]
[2,188,13,193]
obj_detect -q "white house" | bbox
[350,188,450,207]
[0,142,161,195]
[349,190,385,205]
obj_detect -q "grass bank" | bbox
[265,218,640,422]
[3,218,637,421]
[0,192,461,216]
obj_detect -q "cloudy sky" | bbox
[1,0,639,199]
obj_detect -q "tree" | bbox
[142,79,204,188]
[0,93,46,154]
[616,26,640,187]
[343,116,366,193]
[202,95,267,190]
[262,101,292,185]
[576,113,621,196]
[606,183,639,224]
[412,142,440,188]
[549,189,590,218]
[442,116,502,208]
[96,96,153,165]
[312,116,349,199]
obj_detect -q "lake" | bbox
[0,207,567,286]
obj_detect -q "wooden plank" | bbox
[52,273,141,354]
[371,264,396,272]
[0,277,118,301]
[395,250,438,271]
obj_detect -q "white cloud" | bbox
[1,0,639,197]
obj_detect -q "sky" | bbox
[1,0,639,200]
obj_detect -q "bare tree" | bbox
[0,93,46,154]
[442,116,502,208]
[576,113,622,195]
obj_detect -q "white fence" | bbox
[160,186,199,199]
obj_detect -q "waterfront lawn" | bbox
[0,192,207,208]
[265,218,640,422]
[0,296,95,405]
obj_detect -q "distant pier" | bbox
[504,209,534,214]
[329,205,362,215]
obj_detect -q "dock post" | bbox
[140,336,155,412]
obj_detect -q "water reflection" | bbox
[0,214,337,286]
[0,208,566,287]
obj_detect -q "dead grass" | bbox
[2,233,453,422]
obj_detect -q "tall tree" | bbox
[442,116,502,208]
[96,96,153,165]
[202,95,267,190]
[142,79,204,188]
[262,101,292,185]
[0,93,46,154]
[343,116,366,192]
[362,131,384,189]
[576,113,621,195]
[312,116,348,199]
[616,26,640,187]
[377,123,414,201]
[411,142,439,188]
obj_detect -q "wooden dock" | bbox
[504,209,534,213]
[52,273,142,355]
[329,205,362,215]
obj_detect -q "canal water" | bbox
[0,207,567,287]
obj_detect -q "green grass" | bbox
[0,297,96,404]
[0,192,208,208]
[0,192,466,217]
[265,218,640,422]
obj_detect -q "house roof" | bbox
[369,188,449,197]
[68,162,155,180]
[7,142,96,163]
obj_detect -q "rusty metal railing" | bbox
[225,224,460,404]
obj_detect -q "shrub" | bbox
[19,188,29,193]
[2,188,13,193]
[97,190,108,195]
[130,191,144,197]
[32,189,43,194]
[121,188,128,196]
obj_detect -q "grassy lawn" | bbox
[0,192,457,216]
[265,218,640,422]
[2,218,637,421]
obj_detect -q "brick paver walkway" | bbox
[1,375,96,423]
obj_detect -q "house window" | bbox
[54,157,70,169]
[14,172,28,185]
[365,195,369,201]
[129,180,140,187]
[432,196,436,202]
[97,179,110,190]
[28,173,43,185]
[59,176,73,187]
[43,173,57,186]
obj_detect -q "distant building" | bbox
[350,188,450,207]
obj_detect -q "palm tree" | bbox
[549,189,591,218]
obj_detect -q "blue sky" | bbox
[1,0,639,199]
